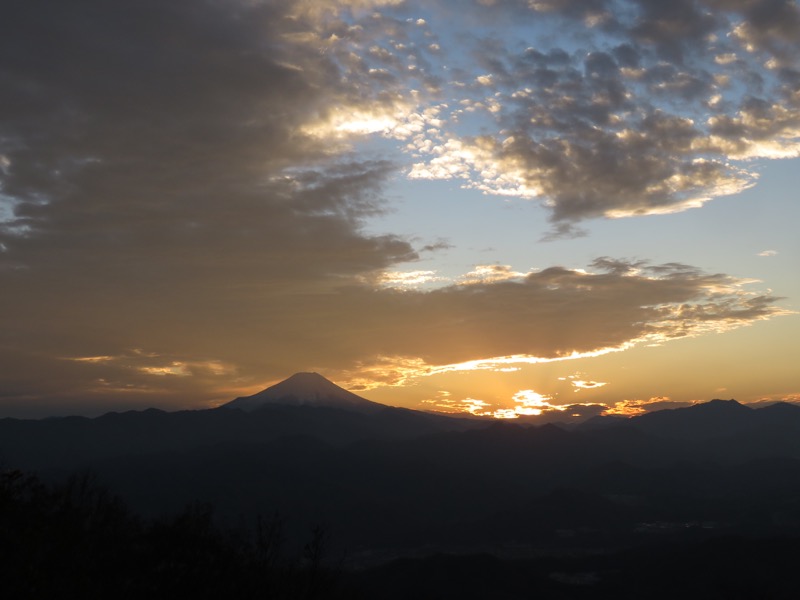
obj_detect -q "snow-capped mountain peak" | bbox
[223,372,385,414]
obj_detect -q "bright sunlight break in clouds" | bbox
[0,0,798,417]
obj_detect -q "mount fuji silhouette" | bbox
[224,372,385,414]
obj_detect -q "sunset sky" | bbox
[1,0,798,418]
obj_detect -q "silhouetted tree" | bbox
[0,468,355,599]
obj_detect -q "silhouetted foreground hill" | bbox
[5,469,800,599]
[4,390,800,596]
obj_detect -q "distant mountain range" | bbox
[0,373,480,470]
[4,374,800,559]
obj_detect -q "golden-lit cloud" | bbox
[326,260,788,387]
[602,397,699,417]
[336,356,434,390]
[752,393,800,406]
[66,352,238,380]
[458,264,526,285]
[420,389,506,416]
[560,374,609,392]
[377,270,446,289]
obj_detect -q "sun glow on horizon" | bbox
[451,388,567,419]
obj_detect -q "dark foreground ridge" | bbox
[4,382,800,597]
[4,468,800,599]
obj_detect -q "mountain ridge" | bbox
[223,371,387,414]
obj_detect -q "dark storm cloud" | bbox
[474,0,614,24]
[0,0,421,276]
[711,0,800,60]
[0,0,420,410]
[629,0,719,62]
